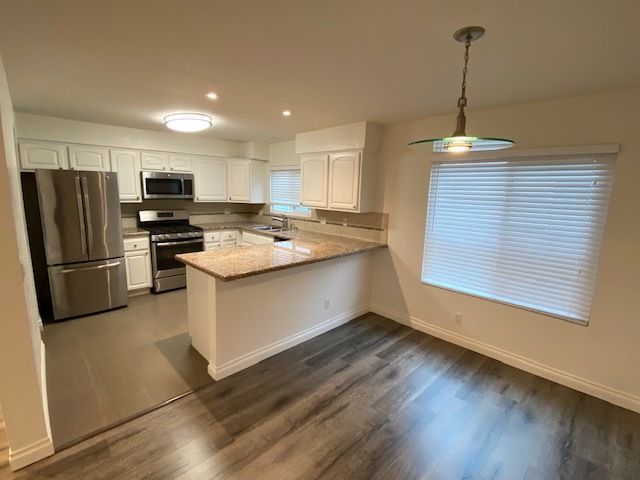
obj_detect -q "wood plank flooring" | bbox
[3,312,640,479]
[42,289,212,448]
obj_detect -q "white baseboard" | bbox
[371,304,640,414]
[208,305,369,381]
[9,341,55,471]
[9,436,54,471]
[39,341,53,442]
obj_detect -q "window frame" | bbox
[269,166,312,218]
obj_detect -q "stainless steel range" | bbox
[138,210,203,293]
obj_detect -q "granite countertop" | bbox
[176,230,387,282]
[122,227,150,237]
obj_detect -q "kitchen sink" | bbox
[252,225,283,232]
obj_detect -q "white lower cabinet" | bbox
[123,236,152,291]
[242,231,274,246]
[204,230,238,249]
[221,230,238,248]
[204,231,221,250]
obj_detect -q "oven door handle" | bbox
[155,239,203,247]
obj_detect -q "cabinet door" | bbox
[300,154,328,208]
[68,145,110,171]
[228,159,251,202]
[328,152,361,211]
[125,250,152,290]
[169,154,193,172]
[194,158,227,202]
[141,152,169,171]
[19,141,69,170]
[110,149,142,202]
[254,234,274,245]
[242,231,256,246]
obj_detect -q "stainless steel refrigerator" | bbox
[35,169,128,320]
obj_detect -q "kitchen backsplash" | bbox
[120,201,388,243]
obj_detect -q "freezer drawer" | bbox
[48,257,128,320]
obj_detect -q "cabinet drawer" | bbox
[204,231,221,243]
[221,231,237,241]
[123,236,150,252]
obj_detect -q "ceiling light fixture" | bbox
[409,26,514,153]
[163,113,213,132]
[205,92,218,100]
[282,110,291,116]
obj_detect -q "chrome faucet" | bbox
[273,215,290,230]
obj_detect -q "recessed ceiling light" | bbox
[282,110,291,116]
[164,113,213,132]
[206,92,218,100]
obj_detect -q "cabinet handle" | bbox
[136,196,139,199]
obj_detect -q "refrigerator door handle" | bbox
[56,261,122,274]
[74,176,87,255]
[81,175,94,254]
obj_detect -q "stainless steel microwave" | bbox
[141,171,194,200]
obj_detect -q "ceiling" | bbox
[0,0,639,143]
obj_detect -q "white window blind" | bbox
[422,154,616,323]
[270,168,301,206]
[270,168,311,216]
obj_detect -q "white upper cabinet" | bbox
[140,152,193,172]
[194,158,227,202]
[296,121,381,213]
[19,140,69,170]
[300,154,329,208]
[168,154,193,172]
[328,152,361,211]
[110,149,142,203]
[227,159,266,203]
[140,151,169,171]
[68,145,110,171]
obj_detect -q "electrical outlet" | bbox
[224,208,231,215]
[320,217,327,225]
[324,299,330,310]
[454,312,463,325]
[342,218,348,226]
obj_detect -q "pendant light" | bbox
[409,26,514,152]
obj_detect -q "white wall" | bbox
[371,87,640,411]
[15,113,244,157]
[0,57,53,469]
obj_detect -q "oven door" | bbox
[151,238,203,278]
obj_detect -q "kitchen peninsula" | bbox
[176,230,386,380]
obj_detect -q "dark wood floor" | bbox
[42,289,212,447]
[3,313,640,479]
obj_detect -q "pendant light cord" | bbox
[458,36,471,110]
[452,36,472,137]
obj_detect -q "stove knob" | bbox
[178,233,182,238]
[190,232,196,237]
[158,234,165,240]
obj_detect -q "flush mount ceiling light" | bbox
[409,26,514,153]
[282,110,292,116]
[163,113,213,132]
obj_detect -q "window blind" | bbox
[270,168,301,206]
[422,154,616,323]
